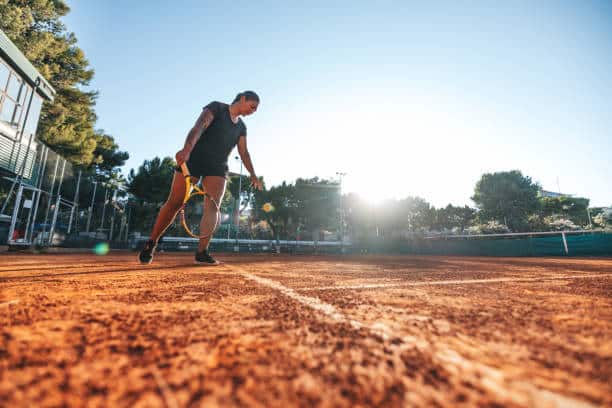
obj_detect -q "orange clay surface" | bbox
[0,252,611,407]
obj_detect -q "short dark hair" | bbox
[232,90,260,104]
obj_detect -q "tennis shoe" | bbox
[138,239,157,264]
[195,250,220,266]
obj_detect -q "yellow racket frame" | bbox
[179,163,220,239]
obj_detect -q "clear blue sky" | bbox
[62,1,611,207]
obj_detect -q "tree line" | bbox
[126,157,612,242]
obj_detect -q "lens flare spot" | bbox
[94,242,110,255]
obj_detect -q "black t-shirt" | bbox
[190,101,246,166]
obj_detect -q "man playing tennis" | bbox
[139,91,262,265]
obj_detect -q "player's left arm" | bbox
[237,135,262,190]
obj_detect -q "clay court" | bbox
[0,252,610,407]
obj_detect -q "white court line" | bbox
[302,273,612,292]
[226,264,596,408]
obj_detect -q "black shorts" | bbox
[175,160,228,178]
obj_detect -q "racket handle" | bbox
[180,162,191,177]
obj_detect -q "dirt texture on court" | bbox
[1,252,611,407]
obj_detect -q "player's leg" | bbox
[139,169,192,264]
[149,170,192,242]
[195,175,227,264]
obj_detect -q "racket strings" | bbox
[181,191,220,239]
[179,167,220,239]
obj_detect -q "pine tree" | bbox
[0,0,127,168]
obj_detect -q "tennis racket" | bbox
[179,163,220,239]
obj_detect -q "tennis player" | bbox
[139,91,263,265]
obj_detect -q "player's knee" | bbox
[206,200,220,212]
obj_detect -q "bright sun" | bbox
[343,174,399,205]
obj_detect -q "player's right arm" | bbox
[175,108,215,165]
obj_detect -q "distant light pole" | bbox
[336,172,347,245]
[235,156,243,251]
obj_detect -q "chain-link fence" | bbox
[1,143,136,248]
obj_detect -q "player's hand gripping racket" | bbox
[179,163,220,239]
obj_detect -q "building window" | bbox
[6,73,22,100]
[23,94,42,136]
[0,61,38,139]
[17,87,32,128]
[18,82,30,104]
[0,62,9,91]
[0,97,17,124]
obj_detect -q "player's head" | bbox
[232,90,260,116]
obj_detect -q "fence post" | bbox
[48,193,61,245]
[7,184,24,244]
[85,180,97,233]
[561,232,569,255]
[67,169,81,234]
[99,187,108,238]
[109,190,117,242]
[47,160,67,245]
[118,211,125,243]
[39,154,60,244]
[26,145,48,243]
[124,206,131,241]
